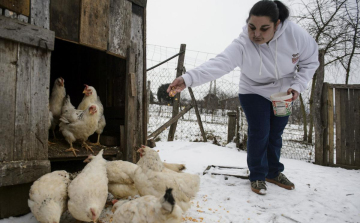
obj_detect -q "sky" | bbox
[1,141,359,222]
[147,0,291,54]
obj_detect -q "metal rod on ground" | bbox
[188,87,207,142]
[146,51,185,72]
[168,44,186,141]
[147,104,193,140]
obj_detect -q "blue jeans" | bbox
[239,94,289,181]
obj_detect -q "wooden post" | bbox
[168,44,186,141]
[328,87,334,165]
[188,87,207,142]
[314,49,325,165]
[125,42,137,163]
[227,112,237,143]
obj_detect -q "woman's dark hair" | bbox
[246,0,289,24]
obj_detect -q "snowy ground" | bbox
[1,141,359,223]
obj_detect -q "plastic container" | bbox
[270,92,293,117]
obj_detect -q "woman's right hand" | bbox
[167,77,186,97]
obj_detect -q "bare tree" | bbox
[293,0,359,142]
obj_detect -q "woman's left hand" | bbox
[287,88,299,101]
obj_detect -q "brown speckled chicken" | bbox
[59,95,101,156]
[78,85,106,146]
[49,77,66,139]
[133,146,200,212]
[68,150,108,222]
[28,170,71,223]
[111,188,183,223]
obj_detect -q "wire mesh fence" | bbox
[147,44,315,162]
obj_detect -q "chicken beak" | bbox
[83,89,87,94]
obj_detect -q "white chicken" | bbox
[49,77,66,139]
[59,95,101,156]
[137,145,186,173]
[106,160,140,199]
[67,150,108,222]
[111,188,183,223]
[133,146,200,212]
[28,170,71,223]
[77,85,106,146]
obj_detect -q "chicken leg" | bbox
[88,134,101,146]
[82,141,94,153]
[65,142,79,156]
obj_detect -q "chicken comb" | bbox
[84,84,89,89]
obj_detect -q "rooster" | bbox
[78,85,106,146]
[28,170,71,223]
[133,146,200,212]
[68,150,108,222]
[49,77,66,139]
[111,188,183,223]
[59,95,100,156]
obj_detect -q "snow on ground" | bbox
[1,141,359,223]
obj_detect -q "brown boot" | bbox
[251,180,267,195]
[266,173,295,190]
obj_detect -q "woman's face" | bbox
[247,16,280,44]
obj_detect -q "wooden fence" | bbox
[317,83,360,169]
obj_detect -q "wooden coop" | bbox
[0,0,147,218]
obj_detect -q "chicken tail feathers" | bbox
[162,188,175,213]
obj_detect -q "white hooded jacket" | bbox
[182,20,319,100]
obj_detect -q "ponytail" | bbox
[247,0,289,24]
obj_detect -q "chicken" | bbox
[49,77,66,139]
[78,85,106,146]
[133,146,200,212]
[59,95,101,156]
[67,150,108,222]
[111,188,183,223]
[137,145,186,173]
[106,160,140,198]
[28,170,70,223]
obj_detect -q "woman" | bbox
[167,0,319,195]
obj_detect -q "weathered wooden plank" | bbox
[14,44,31,161]
[335,89,342,164]
[108,0,131,58]
[188,87,207,142]
[50,0,80,42]
[142,8,147,145]
[0,39,17,162]
[128,0,147,8]
[80,0,109,50]
[354,90,360,166]
[30,0,50,29]
[0,0,29,16]
[0,15,55,50]
[328,84,360,89]
[29,46,51,160]
[132,9,144,153]
[168,44,186,141]
[227,112,237,143]
[0,160,50,187]
[125,42,137,163]
[328,87,334,165]
[340,89,347,164]
[348,89,355,165]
